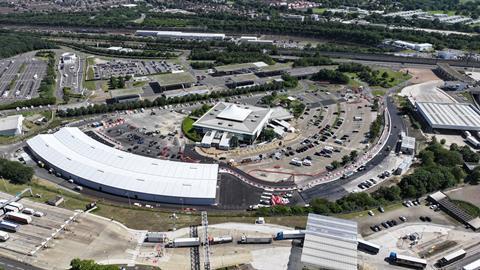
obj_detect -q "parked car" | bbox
[399,216,407,222]
[378,206,385,213]
[368,210,375,216]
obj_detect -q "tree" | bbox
[0,158,34,184]
[349,150,358,161]
[440,138,446,145]
[467,167,480,185]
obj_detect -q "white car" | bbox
[33,211,44,217]
[368,210,375,216]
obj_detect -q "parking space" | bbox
[92,59,182,80]
[0,52,47,101]
[0,192,77,256]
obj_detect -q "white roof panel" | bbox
[27,127,218,199]
[417,102,480,131]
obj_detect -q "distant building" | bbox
[107,47,133,53]
[61,52,77,65]
[0,115,24,136]
[400,134,416,155]
[388,40,433,52]
[281,14,305,22]
[136,30,225,41]
[435,63,477,84]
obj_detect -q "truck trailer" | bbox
[5,212,32,224]
[168,237,200,248]
[0,221,19,232]
[275,230,305,240]
[238,235,272,244]
[209,236,233,245]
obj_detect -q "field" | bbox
[312,8,326,14]
[427,10,457,16]
[181,116,201,141]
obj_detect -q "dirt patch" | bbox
[402,68,440,84]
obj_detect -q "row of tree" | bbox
[0,158,34,184]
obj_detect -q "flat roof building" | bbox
[136,30,225,41]
[301,214,358,270]
[193,102,272,143]
[416,102,480,131]
[400,135,416,155]
[0,115,24,136]
[27,127,218,205]
[149,72,196,92]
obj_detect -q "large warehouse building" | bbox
[416,102,480,131]
[27,127,219,205]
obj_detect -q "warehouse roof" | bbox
[301,214,358,270]
[193,102,272,136]
[0,115,23,131]
[416,102,480,131]
[27,127,218,200]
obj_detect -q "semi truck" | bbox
[0,221,20,232]
[389,252,427,269]
[275,230,305,240]
[5,212,32,224]
[168,237,200,248]
[466,136,480,149]
[238,235,272,244]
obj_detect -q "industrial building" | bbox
[212,62,267,76]
[301,214,358,270]
[385,40,433,52]
[415,102,480,131]
[136,30,225,41]
[0,115,24,136]
[225,74,258,89]
[435,63,477,84]
[149,72,196,92]
[399,132,416,154]
[194,102,273,144]
[26,127,219,205]
[162,87,209,99]
[428,192,480,231]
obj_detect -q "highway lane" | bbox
[0,257,43,270]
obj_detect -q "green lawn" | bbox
[84,80,96,91]
[427,10,457,16]
[181,117,201,142]
[371,89,386,97]
[312,8,326,14]
[377,68,412,88]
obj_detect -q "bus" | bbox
[389,252,427,269]
[463,258,480,270]
[357,239,380,254]
[438,249,466,266]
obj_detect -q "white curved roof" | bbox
[27,127,218,199]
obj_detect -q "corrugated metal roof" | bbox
[301,214,358,270]
[417,102,480,131]
[27,127,218,199]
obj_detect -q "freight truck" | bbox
[275,230,305,240]
[5,212,32,224]
[209,236,233,245]
[238,235,272,244]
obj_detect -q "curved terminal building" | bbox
[27,127,218,205]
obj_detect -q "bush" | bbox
[70,258,118,270]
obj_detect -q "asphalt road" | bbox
[0,257,43,270]
[300,96,405,201]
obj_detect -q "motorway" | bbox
[0,257,42,270]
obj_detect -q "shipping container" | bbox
[238,236,272,244]
[22,208,35,215]
[8,202,24,211]
[210,236,233,244]
[5,212,32,224]
[438,249,466,266]
[0,221,19,232]
[463,258,480,270]
[275,230,305,240]
[169,237,200,248]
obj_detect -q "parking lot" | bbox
[59,52,83,93]
[0,192,77,257]
[239,95,375,183]
[92,59,182,80]
[0,52,47,102]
